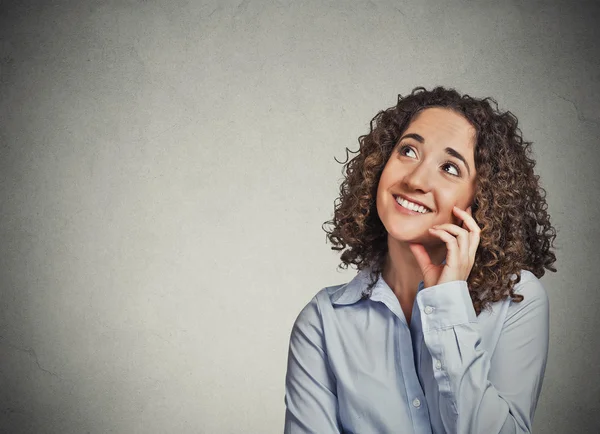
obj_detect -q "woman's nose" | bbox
[402,163,432,192]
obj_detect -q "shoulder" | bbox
[291,284,348,330]
[511,270,549,302]
[504,270,550,324]
[291,268,369,327]
[287,284,348,350]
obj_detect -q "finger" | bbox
[409,243,442,288]
[453,206,481,259]
[431,224,469,244]
[431,224,470,264]
[460,207,471,229]
[468,230,480,261]
[428,227,460,267]
[453,206,480,234]
[409,243,434,274]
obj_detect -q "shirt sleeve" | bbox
[416,274,550,434]
[284,295,342,434]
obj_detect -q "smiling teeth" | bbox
[396,197,431,214]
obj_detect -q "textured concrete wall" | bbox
[1,0,599,432]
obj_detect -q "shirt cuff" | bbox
[416,280,477,332]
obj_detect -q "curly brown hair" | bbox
[322,86,557,315]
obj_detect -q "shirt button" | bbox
[435,360,442,370]
[424,306,434,314]
[412,398,421,408]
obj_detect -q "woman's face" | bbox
[376,107,477,246]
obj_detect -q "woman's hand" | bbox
[409,206,481,289]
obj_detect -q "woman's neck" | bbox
[382,236,446,303]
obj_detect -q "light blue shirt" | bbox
[283,268,549,433]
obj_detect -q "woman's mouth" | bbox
[394,196,432,214]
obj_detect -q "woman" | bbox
[283,87,557,434]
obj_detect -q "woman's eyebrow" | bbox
[445,147,471,176]
[399,133,425,143]
[399,133,472,176]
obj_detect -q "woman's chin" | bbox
[387,230,437,245]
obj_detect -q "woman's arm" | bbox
[284,295,342,433]
[416,273,550,434]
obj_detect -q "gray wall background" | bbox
[1,0,599,433]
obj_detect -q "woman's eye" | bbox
[399,146,461,177]
[442,162,461,177]
[399,145,417,158]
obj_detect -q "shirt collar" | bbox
[330,268,372,305]
[331,267,426,306]
[330,258,446,306]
